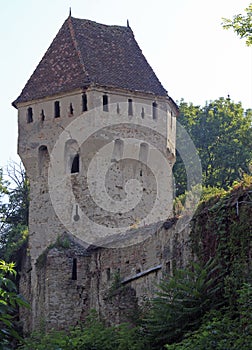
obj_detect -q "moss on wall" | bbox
[190,175,252,303]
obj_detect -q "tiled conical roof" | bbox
[13,16,167,106]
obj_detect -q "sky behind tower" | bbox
[0,0,251,168]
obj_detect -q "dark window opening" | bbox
[71,154,79,174]
[106,268,111,281]
[39,145,47,152]
[140,169,143,177]
[72,258,77,280]
[54,101,60,118]
[82,93,88,112]
[128,99,133,116]
[103,95,108,112]
[41,109,45,121]
[69,103,74,115]
[171,111,173,128]
[141,107,145,118]
[117,103,120,114]
[27,107,33,123]
[152,102,158,120]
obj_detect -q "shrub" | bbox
[0,260,29,349]
[144,258,224,348]
[19,310,148,350]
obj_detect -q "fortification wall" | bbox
[19,221,191,332]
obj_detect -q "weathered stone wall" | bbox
[17,87,176,264]
[20,221,191,332]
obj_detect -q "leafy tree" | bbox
[4,163,29,228]
[222,3,252,46]
[0,162,29,264]
[174,98,252,195]
[0,260,29,349]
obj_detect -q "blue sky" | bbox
[0,0,251,168]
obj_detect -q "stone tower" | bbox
[12,15,179,331]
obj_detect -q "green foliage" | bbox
[0,169,8,197]
[54,235,71,249]
[0,162,29,264]
[171,176,252,348]
[5,163,29,228]
[190,175,252,301]
[144,258,224,348]
[0,260,29,349]
[199,186,227,203]
[2,225,28,264]
[173,185,226,217]
[222,3,252,46]
[165,284,252,349]
[19,310,148,350]
[147,177,252,349]
[174,98,252,195]
[0,168,9,241]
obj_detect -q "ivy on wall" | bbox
[190,175,252,305]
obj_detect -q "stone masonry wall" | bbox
[19,220,191,332]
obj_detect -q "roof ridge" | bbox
[71,16,129,30]
[67,16,90,84]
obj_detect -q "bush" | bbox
[0,260,29,349]
[19,310,148,350]
[144,258,224,348]
[165,283,252,349]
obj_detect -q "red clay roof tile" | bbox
[13,16,167,106]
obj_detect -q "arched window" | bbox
[65,140,80,174]
[38,145,50,176]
